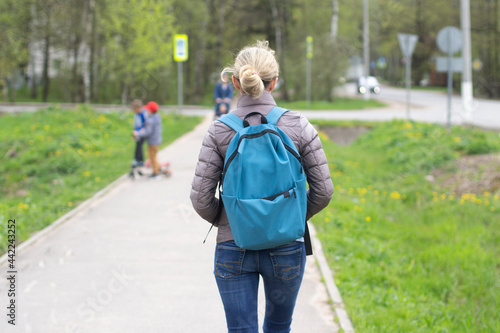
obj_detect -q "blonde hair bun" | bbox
[222,40,279,99]
[239,64,264,99]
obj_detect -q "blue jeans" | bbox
[214,241,306,333]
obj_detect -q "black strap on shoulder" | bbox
[304,222,313,256]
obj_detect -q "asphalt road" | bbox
[315,83,500,130]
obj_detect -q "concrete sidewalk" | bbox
[1,113,343,333]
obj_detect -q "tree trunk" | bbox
[42,33,51,102]
[216,0,226,71]
[30,58,38,99]
[2,81,8,102]
[72,36,81,102]
[9,77,16,102]
[121,82,128,105]
[270,0,282,56]
[193,0,210,103]
[331,0,339,42]
[89,0,98,102]
[279,0,290,101]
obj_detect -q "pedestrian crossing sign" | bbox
[174,34,188,62]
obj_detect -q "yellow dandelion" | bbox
[453,137,461,143]
[324,217,330,222]
[390,191,401,200]
[365,216,371,222]
[95,177,100,182]
[68,202,73,207]
[402,122,413,129]
[83,171,91,177]
[44,125,50,131]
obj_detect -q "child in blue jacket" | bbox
[133,101,162,177]
[131,99,147,166]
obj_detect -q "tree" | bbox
[0,0,30,101]
[101,0,175,104]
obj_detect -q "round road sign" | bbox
[437,26,463,54]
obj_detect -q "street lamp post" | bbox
[460,0,473,120]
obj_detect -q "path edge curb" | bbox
[310,222,355,333]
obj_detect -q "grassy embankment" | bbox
[0,105,201,253]
[312,120,500,332]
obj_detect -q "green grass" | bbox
[311,120,500,332]
[276,97,386,110]
[0,105,201,253]
[410,85,448,93]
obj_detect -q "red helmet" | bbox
[145,101,159,112]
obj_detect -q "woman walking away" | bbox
[190,40,333,333]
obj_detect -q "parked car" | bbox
[357,76,381,94]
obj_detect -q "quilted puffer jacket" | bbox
[190,92,334,244]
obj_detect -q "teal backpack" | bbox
[217,107,307,250]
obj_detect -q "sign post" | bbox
[436,26,463,129]
[397,33,418,120]
[173,34,188,113]
[306,36,313,108]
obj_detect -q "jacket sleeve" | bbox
[137,116,153,139]
[299,116,334,220]
[190,122,224,224]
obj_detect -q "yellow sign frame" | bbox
[174,34,188,62]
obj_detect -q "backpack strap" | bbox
[217,113,244,131]
[266,106,289,125]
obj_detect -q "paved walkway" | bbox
[0,113,343,333]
